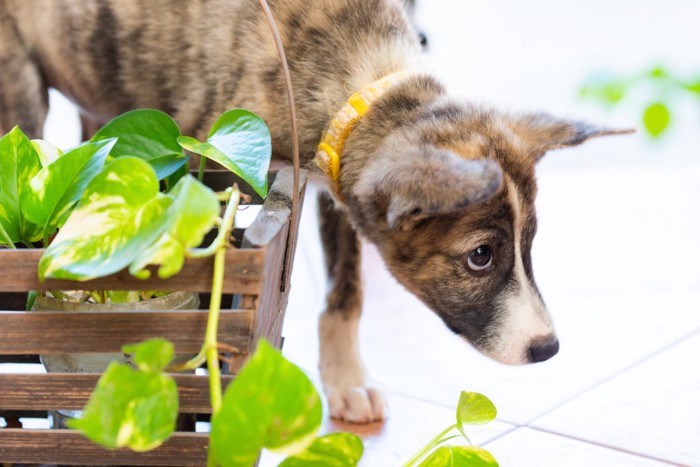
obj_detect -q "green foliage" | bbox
[455,392,497,426]
[686,80,700,95]
[123,338,175,373]
[580,66,700,139]
[38,157,174,281]
[579,76,626,105]
[0,126,44,245]
[1,107,364,466]
[128,175,220,279]
[21,139,115,242]
[1,108,271,272]
[456,391,497,433]
[404,391,499,467]
[68,339,179,451]
[418,446,498,467]
[279,433,364,466]
[643,102,671,138]
[32,139,63,167]
[178,109,272,197]
[209,339,323,466]
[91,109,189,181]
[37,158,219,282]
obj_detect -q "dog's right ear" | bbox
[508,112,636,161]
[353,146,503,230]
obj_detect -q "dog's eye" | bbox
[467,245,493,272]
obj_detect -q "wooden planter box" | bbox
[0,167,307,466]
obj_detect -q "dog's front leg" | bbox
[317,191,387,423]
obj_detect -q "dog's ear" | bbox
[509,112,635,161]
[355,146,503,230]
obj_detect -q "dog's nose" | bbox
[527,336,559,363]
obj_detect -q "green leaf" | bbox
[0,126,44,244]
[163,160,189,192]
[128,175,219,279]
[418,446,499,467]
[648,67,670,80]
[107,290,141,304]
[209,339,322,466]
[0,220,14,248]
[38,157,172,281]
[177,109,271,197]
[146,153,191,180]
[685,80,700,96]
[21,138,115,238]
[122,338,174,373]
[91,109,188,180]
[32,139,63,167]
[456,392,497,438]
[578,74,626,105]
[642,102,671,138]
[68,362,178,452]
[279,433,364,467]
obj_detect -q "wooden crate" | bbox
[0,167,307,466]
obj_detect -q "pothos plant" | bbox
[404,392,499,467]
[0,108,363,465]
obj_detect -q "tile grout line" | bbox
[392,328,700,429]
[525,425,688,466]
[523,327,700,426]
[474,424,521,447]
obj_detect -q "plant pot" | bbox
[32,291,200,427]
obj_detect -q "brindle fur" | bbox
[0,0,630,422]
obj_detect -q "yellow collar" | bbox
[315,71,411,200]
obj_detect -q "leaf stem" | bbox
[167,186,240,377]
[25,290,38,311]
[0,222,16,249]
[403,423,458,467]
[206,245,226,414]
[202,185,240,415]
[167,352,207,373]
[49,290,68,301]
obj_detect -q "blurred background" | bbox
[38,0,700,465]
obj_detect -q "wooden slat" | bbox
[0,248,264,294]
[250,223,288,349]
[244,167,308,349]
[0,310,252,354]
[0,429,208,466]
[0,374,233,413]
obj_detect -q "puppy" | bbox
[0,0,630,423]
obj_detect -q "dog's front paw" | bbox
[325,384,387,423]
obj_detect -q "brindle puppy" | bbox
[0,0,630,422]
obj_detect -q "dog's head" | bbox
[343,94,632,365]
